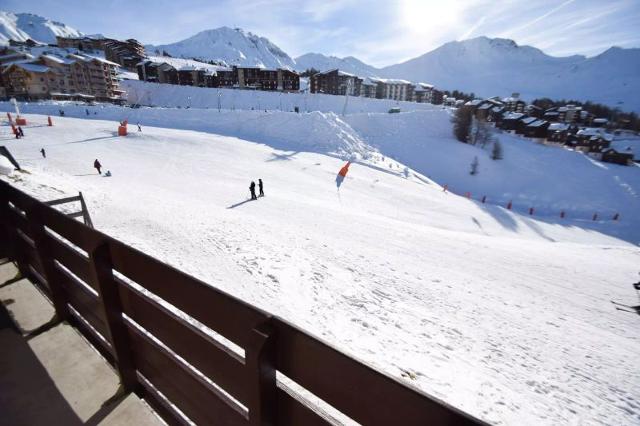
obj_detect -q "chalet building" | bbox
[359,78,377,98]
[2,53,121,101]
[567,128,613,153]
[103,39,145,70]
[413,83,434,103]
[526,104,544,118]
[489,105,506,123]
[601,148,634,165]
[0,50,34,66]
[310,69,362,96]
[592,118,609,128]
[56,36,106,52]
[523,119,550,138]
[543,110,560,122]
[499,112,526,131]
[546,122,573,144]
[516,116,537,134]
[502,94,526,113]
[9,39,41,48]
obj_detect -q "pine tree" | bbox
[491,141,503,160]
[470,156,479,175]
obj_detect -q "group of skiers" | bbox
[249,179,264,200]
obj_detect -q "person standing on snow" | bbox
[137,123,142,132]
[94,159,102,175]
[249,181,257,200]
[258,179,264,197]
[18,127,24,137]
[40,148,46,158]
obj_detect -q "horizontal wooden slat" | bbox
[57,266,110,342]
[5,205,30,236]
[110,239,269,348]
[127,325,247,426]
[119,282,248,404]
[47,233,94,290]
[38,203,100,252]
[135,376,184,426]
[276,387,332,426]
[273,319,482,426]
[67,211,84,219]
[45,195,81,206]
[28,263,51,297]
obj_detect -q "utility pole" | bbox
[342,79,353,117]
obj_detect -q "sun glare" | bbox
[400,0,462,35]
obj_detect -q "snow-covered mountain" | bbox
[0,11,82,45]
[146,27,295,69]
[380,36,640,111]
[294,53,379,76]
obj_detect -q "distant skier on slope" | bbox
[40,148,46,158]
[94,159,102,175]
[17,127,24,137]
[258,179,264,197]
[137,123,142,132]
[249,181,257,200]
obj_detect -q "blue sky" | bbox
[5,0,640,67]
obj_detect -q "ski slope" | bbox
[1,114,639,425]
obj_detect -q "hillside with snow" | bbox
[380,36,640,111]
[294,52,379,76]
[0,108,639,425]
[0,11,82,45]
[146,27,295,69]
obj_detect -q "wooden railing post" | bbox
[247,320,277,426]
[25,204,71,321]
[88,241,138,392]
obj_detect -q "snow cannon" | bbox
[118,125,127,136]
[15,117,27,126]
[47,116,53,127]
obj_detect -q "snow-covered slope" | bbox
[0,112,638,425]
[294,52,379,76]
[0,11,82,45]
[147,27,295,69]
[381,36,640,111]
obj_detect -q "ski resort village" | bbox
[0,5,639,426]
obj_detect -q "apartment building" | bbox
[374,78,414,101]
[2,53,121,101]
[310,69,362,96]
[103,39,145,70]
[56,36,106,52]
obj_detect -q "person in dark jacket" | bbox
[258,179,264,197]
[18,127,24,137]
[94,159,102,174]
[249,181,257,200]
[40,148,46,158]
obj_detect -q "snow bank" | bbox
[121,80,442,115]
[0,156,13,175]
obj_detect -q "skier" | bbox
[249,181,257,200]
[94,159,102,175]
[258,179,264,197]
[137,123,142,132]
[40,148,46,158]
[18,127,24,137]
[86,108,90,116]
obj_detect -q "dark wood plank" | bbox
[44,195,81,206]
[109,239,269,348]
[119,282,248,404]
[47,234,93,289]
[275,387,332,426]
[135,377,185,426]
[273,319,484,426]
[57,265,111,342]
[127,325,247,426]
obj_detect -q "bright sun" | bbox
[400,0,463,35]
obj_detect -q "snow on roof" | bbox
[361,77,377,86]
[527,120,548,128]
[418,82,434,89]
[593,118,608,124]
[80,54,119,66]
[0,52,33,62]
[466,99,483,106]
[376,78,412,85]
[7,62,51,73]
[503,112,525,120]
[548,123,569,131]
[577,127,614,142]
[42,54,76,65]
[142,55,227,73]
[478,103,493,110]
[491,105,504,112]
[521,117,537,125]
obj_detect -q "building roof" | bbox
[140,56,230,73]
[3,62,51,74]
[593,118,609,124]
[465,99,484,106]
[527,120,549,128]
[375,77,412,85]
[42,54,76,65]
[503,112,525,120]
[521,117,537,125]
[548,123,570,131]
